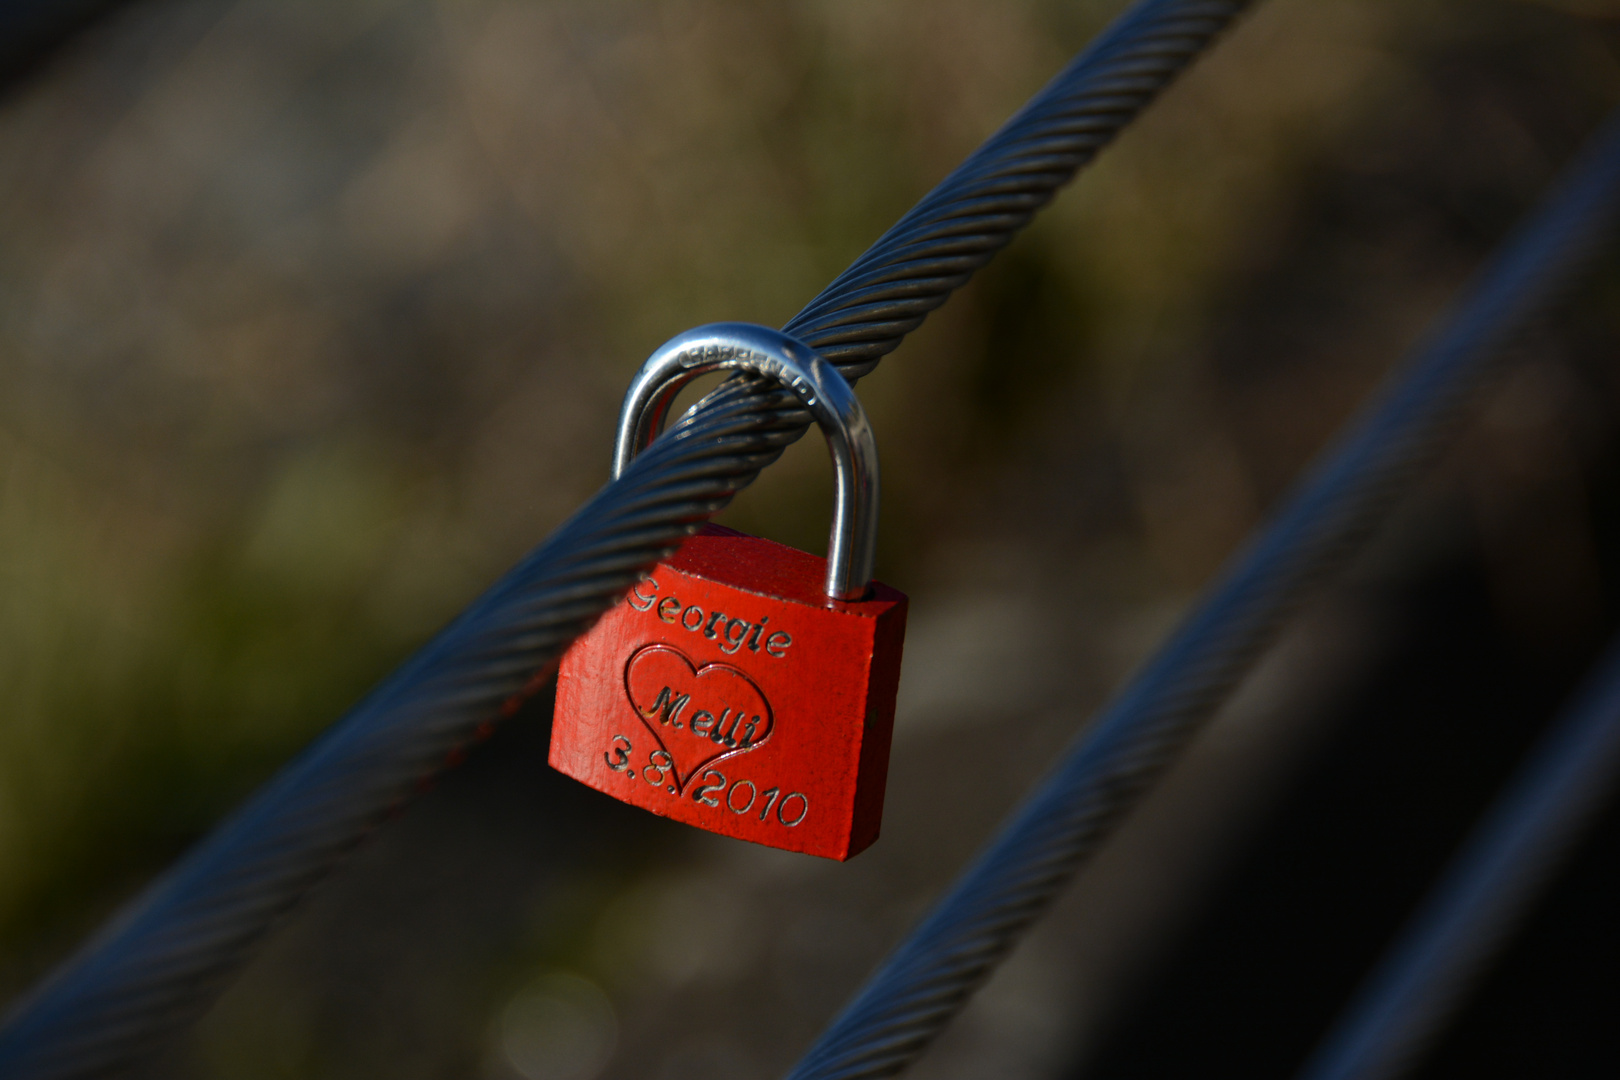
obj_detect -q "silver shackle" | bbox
[613,323,879,602]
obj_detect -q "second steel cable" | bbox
[782,107,1620,1080]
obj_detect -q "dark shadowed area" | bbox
[0,2,1618,1078]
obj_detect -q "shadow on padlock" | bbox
[550,324,908,860]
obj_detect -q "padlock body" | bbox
[551,525,907,860]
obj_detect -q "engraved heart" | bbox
[624,643,774,793]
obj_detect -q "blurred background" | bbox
[1,0,1619,1077]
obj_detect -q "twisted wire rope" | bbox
[783,106,1620,1080]
[1295,626,1620,1080]
[0,1,1251,1076]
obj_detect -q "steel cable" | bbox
[782,108,1620,1080]
[1293,629,1620,1080]
[0,1,1251,1075]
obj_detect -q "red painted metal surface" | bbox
[551,525,907,860]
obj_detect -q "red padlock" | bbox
[550,324,907,860]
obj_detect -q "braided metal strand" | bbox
[781,109,1620,1080]
[0,2,1250,1076]
[786,0,1247,375]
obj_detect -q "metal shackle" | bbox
[613,322,878,602]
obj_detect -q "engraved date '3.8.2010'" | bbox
[603,734,808,827]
